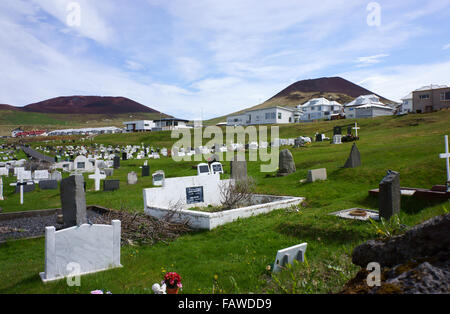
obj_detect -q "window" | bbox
[441,92,450,100]
[324,112,330,115]
[317,106,321,111]
[278,112,282,119]
[289,117,292,123]
[265,113,270,119]
[419,94,430,100]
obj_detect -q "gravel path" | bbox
[0,210,103,242]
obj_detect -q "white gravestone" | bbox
[0,177,3,201]
[40,220,122,283]
[353,122,360,137]
[332,135,342,145]
[273,243,308,273]
[152,170,165,186]
[88,168,106,191]
[33,170,49,182]
[10,173,34,205]
[210,162,224,175]
[197,163,211,176]
[14,167,25,177]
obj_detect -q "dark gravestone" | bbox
[315,133,322,142]
[103,180,120,191]
[113,156,120,169]
[122,152,127,161]
[142,165,150,177]
[39,180,58,190]
[343,143,361,168]
[230,157,247,180]
[347,126,352,135]
[379,170,401,220]
[60,175,87,228]
[333,126,342,135]
[15,183,35,193]
[277,149,296,176]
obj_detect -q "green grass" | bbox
[0,111,449,294]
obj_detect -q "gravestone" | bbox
[39,180,58,190]
[332,134,342,145]
[113,156,120,169]
[50,171,62,182]
[122,152,127,161]
[152,170,165,186]
[379,170,401,220]
[315,133,322,142]
[230,157,247,180]
[277,149,296,176]
[128,172,138,185]
[197,163,211,176]
[142,165,150,177]
[273,243,308,273]
[307,168,327,182]
[104,168,114,177]
[60,175,87,228]
[210,162,224,174]
[33,170,49,181]
[104,180,120,191]
[343,143,361,168]
[0,167,8,176]
[0,177,3,201]
[333,126,342,135]
[89,168,106,191]
[15,183,35,193]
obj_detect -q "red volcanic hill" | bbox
[0,104,21,111]
[21,96,166,115]
[268,76,394,104]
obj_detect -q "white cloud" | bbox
[443,44,450,50]
[356,54,390,66]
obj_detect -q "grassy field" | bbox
[0,111,449,294]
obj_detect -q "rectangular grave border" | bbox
[144,194,304,230]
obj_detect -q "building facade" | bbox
[297,98,343,121]
[400,93,413,114]
[123,120,155,132]
[227,106,301,126]
[412,85,450,113]
[344,94,393,119]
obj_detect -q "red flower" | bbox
[163,272,182,289]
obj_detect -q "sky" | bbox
[0,0,449,120]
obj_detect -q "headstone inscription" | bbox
[152,170,165,186]
[186,186,204,204]
[211,162,224,174]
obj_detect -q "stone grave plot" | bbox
[144,174,304,230]
[329,208,379,221]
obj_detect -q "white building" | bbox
[123,120,155,132]
[11,127,23,137]
[47,126,123,136]
[399,92,413,114]
[227,106,301,126]
[297,98,343,121]
[154,118,190,131]
[344,94,394,119]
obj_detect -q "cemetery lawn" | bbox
[0,111,449,293]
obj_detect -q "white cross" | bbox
[9,175,34,205]
[88,167,106,191]
[439,135,450,191]
[353,122,360,137]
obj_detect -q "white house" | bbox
[297,98,343,121]
[227,106,301,126]
[399,92,413,114]
[344,94,394,119]
[11,127,23,137]
[153,118,190,131]
[123,120,155,132]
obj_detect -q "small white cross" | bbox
[88,167,106,191]
[353,122,360,137]
[9,174,34,205]
[439,135,450,191]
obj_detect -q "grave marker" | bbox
[88,167,106,191]
[439,135,450,192]
[379,170,401,220]
[60,175,87,228]
[197,163,211,176]
[273,243,307,273]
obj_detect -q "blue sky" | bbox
[0,0,449,120]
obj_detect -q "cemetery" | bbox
[0,111,449,294]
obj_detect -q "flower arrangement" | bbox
[162,272,182,291]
